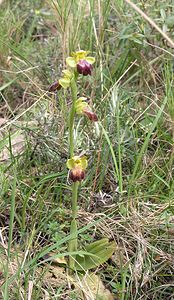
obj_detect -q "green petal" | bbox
[59,78,70,88]
[66,57,76,68]
[80,156,88,170]
[67,158,75,170]
[86,57,95,64]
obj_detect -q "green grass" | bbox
[0,0,174,299]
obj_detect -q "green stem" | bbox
[69,181,79,270]
[72,181,79,219]
[69,78,77,157]
[68,77,79,270]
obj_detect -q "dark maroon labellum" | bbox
[83,108,98,122]
[69,167,85,182]
[77,60,92,76]
[48,81,61,92]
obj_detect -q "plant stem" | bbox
[69,78,77,157]
[69,181,79,270]
[72,181,79,219]
[68,77,78,270]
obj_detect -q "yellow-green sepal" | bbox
[59,78,71,88]
[80,156,88,170]
[67,158,76,170]
[66,57,76,68]
[62,69,73,78]
[59,69,73,88]
[66,156,88,170]
[75,97,88,114]
[85,57,95,64]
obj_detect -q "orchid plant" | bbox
[49,50,115,272]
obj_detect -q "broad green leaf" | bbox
[85,238,109,253]
[75,240,115,271]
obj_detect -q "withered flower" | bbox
[48,81,62,92]
[83,106,98,121]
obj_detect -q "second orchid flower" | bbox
[75,97,98,122]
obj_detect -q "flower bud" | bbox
[48,81,61,92]
[69,167,85,182]
[83,107,98,122]
[77,60,92,76]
